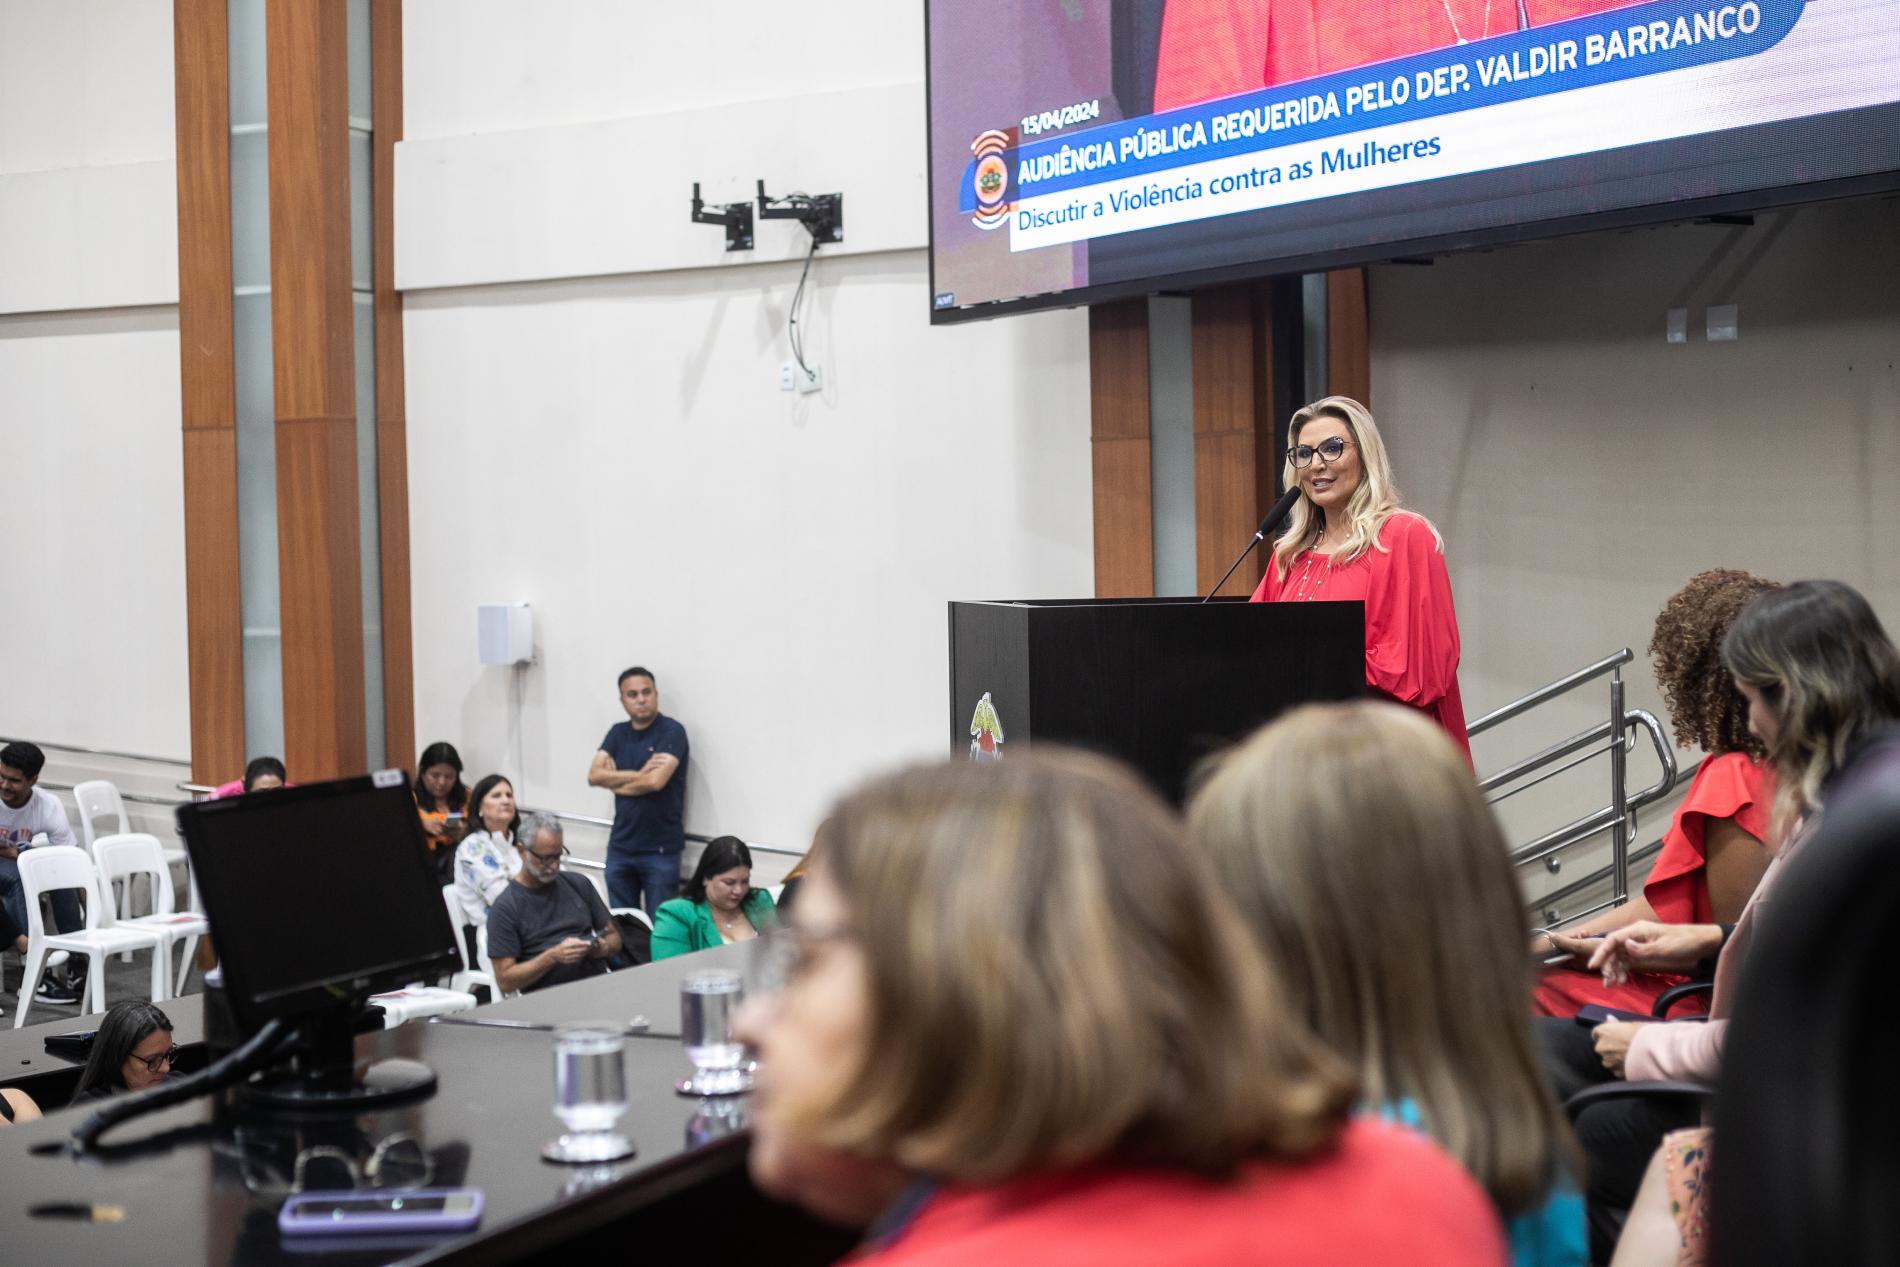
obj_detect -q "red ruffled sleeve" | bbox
[1642,751,1772,924]
[1363,514,1460,708]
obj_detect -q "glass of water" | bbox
[678,968,750,1096]
[542,1022,636,1164]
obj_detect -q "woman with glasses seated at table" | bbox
[1252,396,1469,761]
[71,1001,175,1102]
[650,836,775,961]
[739,752,1509,1266]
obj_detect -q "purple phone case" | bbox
[278,1188,484,1236]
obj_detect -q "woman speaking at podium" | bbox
[1250,397,1470,761]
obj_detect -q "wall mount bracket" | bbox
[691,183,755,252]
[756,182,844,245]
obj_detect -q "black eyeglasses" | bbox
[130,1046,179,1073]
[525,845,570,865]
[1290,436,1353,467]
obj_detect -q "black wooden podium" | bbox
[949,597,1365,802]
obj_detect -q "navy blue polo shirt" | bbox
[600,714,689,855]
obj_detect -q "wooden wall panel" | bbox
[1089,299,1154,598]
[372,0,414,774]
[1191,284,1277,598]
[173,0,245,783]
[267,0,367,779]
[1327,267,1371,407]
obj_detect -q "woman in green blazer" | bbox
[651,836,777,960]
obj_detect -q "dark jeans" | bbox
[606,851,679,916]
[1538,1016,1701,1264]
[0,854,84,948]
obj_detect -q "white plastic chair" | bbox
[72,779,188,923]
[71,780,129,850]
[474,922,516,1000]
[94,834,210,999]
[14,846,167,1027]
[440,885,497,1000]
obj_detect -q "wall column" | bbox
[266,0,367,779]
[1088,299,1156,598]
[173,0,246,785]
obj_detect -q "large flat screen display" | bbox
[926,0,1900,321]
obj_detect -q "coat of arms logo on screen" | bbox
[968,692,1005,761]
[969,130,1013,230]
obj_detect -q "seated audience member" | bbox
[650,836,776,960]
[486,814,620,995]
[1188,701,1585,1267]
[1542,580,1900,1261]
[740,751,1510,1266]
[454,773,522,928]
[1615,729,1900,1267]
[0,739,87,1003]
[1535,570,1778,1017]
[0,1086,42,1127]
[71,1001,175,1102]
[209,754,287,799]
[413,741,470,883]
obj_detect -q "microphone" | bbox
[1200,487,1301,603]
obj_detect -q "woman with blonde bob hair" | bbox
[743,750,1508,1266]
[1251,396,1470,759]
[1188,701,1585,1267]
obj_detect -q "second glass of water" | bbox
[542,1022,635,1163]
[679,968,750,1096]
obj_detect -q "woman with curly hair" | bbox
[1530,569,1779,1018]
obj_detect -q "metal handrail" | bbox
[1476,647,1678,920]
[39,779,192,810]
[1468,649,1632,736]
[35,739,191,766]
[177,784,803,859]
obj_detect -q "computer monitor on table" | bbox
[176,769,462,1109]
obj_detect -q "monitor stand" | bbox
[241,1007,436,1112]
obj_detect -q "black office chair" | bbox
[1711,778,1900,1267]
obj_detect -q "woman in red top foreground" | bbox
[739,751,1506,1267]
[1532,569,1777,1017]
[1252,396,1469,761]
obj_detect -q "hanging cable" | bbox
[787,233,820,377]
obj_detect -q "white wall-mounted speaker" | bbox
[477,603,533,665]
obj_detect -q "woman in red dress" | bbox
[1531,569,1778,1017]
[1250,396,1469,761]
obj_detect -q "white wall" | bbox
[400,2,1093,853]
[1370,198,1900,912]
[0,0,190,760]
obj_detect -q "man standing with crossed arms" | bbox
[588,667,689,915]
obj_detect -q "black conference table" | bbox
[0,945,857,1264]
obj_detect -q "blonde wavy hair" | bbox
[804,750,1353,1183]
[1722,580,1900,841]
[1187,702,1578,1217]
[1270,396,1441,581]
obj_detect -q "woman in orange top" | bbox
[1251,396,1468,761]
[1532,570,1777,1018]
[413,742,469,883]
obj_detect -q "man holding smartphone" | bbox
[485,814,620,995]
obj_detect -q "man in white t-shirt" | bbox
[0,741,88,1003]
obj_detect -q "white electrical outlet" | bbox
[777,361,796,391]
[796,364,822,394]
